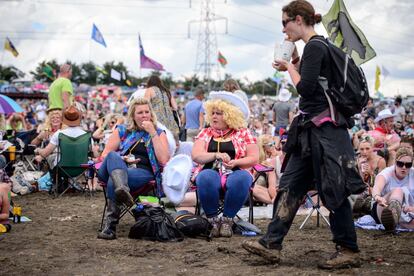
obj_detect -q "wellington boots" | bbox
[97,200,121,240]
[381,200,402,233]
[207,217,220,238]
[111,169,134,207]
[220,217,234,238]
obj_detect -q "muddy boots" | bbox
[242,240,281,264]
[207,217,220,238]
[220,217,234,238]
[318,245,361,269]
[111,169,134,207]
[381,200,402,233]
[97,200,120,240]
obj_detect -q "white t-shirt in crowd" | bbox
[377,166,414,205]
[50,126,87,146]
[393,106,405,122]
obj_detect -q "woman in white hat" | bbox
[192,91,259,238]
[368,109,401,166]
[96,98,170,240]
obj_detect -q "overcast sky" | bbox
[0,0,413,97]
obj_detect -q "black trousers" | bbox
[259,151,359,252]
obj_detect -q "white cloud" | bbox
[0,0,413,97]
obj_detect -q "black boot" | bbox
[97,200,120,240]
[111,169,134,207]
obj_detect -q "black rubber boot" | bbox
[97,200,120,240]
[111,169,134,207]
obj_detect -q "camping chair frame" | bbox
[54,132,92,197]
[98,171,162,231]
[194,164,274,224]
[299,191,330,229]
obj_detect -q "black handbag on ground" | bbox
[129,206,184,242]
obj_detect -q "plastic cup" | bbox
[9,145,16,161]
[274,40,295,62]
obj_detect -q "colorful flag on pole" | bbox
[322,0,376,65]
[4,37,19,57]
[218,51,227,67]
[110,68,121,81]
[42,64,55,80]
[95,66,108,75]
[91,24,107,48]
[271,70,284,84]
[139,34,164,71]
[375,65,381,92]
[381,65,390,79]
[126,79,132,86]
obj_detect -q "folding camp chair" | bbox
[299,191,330,229]
[54,132,92,197]
[98,171,162,231]
[194,164,274,224]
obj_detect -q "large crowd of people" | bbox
[1,0,414,270]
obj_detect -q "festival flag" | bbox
[271,70,284,84]
[139,34,164,71]
[218,51,227,67]
[95,66,108,75]
[91,23,107,48]
[4,37,19,57]
[375,65,381,92]
[381,65,390,79]
[42,64,55,80]
[322,0,376,65]
[110,68,121,81]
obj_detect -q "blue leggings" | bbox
[196,169,252,218]
[97,152,154,201]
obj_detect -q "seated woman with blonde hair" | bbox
[192,91,258,238]
[97,98,170,240]
[371,148,414,232]
[252,134,278,204]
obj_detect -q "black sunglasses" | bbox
[396,161,413,169]
[282,17,295,28]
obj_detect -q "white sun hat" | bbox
[278,88,292,102]
[209,90,250,119]
[162,154,192,205]
[374,109,395,123]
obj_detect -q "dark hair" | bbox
[282,0,322,26]
[395,96,402,104]
[146,75,173,108]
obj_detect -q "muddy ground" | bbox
[1,192,413,275]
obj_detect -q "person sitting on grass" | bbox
[372,148,414,232]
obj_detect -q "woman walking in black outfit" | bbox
[242,0,365,269]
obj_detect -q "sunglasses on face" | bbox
[396,161,413,169]
[265,141,275,147]
[282,17,295,28]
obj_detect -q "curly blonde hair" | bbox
[127,98,157,131]
[204,99,246,130]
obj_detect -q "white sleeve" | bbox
[50,131,60,146]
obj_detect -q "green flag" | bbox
[322,0,376,65]
[42,64,55,80]
[95,65,108,75]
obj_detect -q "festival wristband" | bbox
[292,56,300,64]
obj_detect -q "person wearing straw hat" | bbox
[272,88,295,137]
[34,106,93,168]
[192,91,259,238]
[368,109,401,166]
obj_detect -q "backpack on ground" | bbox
[129,205,184,242]
[173,212,212,238]
[311,37,369,118]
